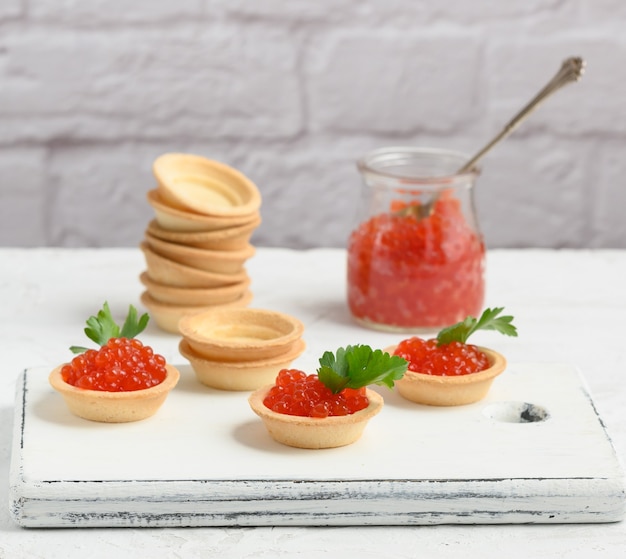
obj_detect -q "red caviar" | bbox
[393,337,489,376]
[61,337,167,391]
[347,196,485,329]
[263,369,369,418]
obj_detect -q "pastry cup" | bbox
[248,387,384,449]
[144,233,255,274]
[48,364,180,423]
[390,346,507,406]
[178,307,305,362]
[179,338,306,391]
[146,217,261,250]
[139,271,250,307]
[141,242,248,288]
[147,189,259,233]
[140,290,253,334]
[153,153,261,217]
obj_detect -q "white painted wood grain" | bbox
[10,363,625,527]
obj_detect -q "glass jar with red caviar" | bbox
[347,147,485,332]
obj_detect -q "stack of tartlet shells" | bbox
[140,153,262,333]
[178,308,306,391]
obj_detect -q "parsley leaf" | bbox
[70,302,149,354]
[436,307,518,346]
[120,304,150,339]
[317,344,408,394]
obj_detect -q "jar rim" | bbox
[357,146,479,186]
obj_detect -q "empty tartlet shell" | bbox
[139,271,250,307]
[147,189,259,233]
[178,307,305,362]
[146,217,261,250]
[153,153,261,217]
[140,290,253,334]
[48,364,180,423]
[144,232,255,274]
[389,346,507,406]
[179,338,306,391]
[140,242,248,288]
[248,387,384,449]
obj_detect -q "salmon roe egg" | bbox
[263,369,369,418]
[347,197,485,329]
[393,337,489,376]
[61,337,167,392]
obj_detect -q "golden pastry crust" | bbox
[146,217,261,250]
[180,338,306,391]
[146,189,260,233]
[144,233,255,274]
[49,364,180,423]
[139,271,250,307]
[140,242,248,288]
[140,290,253,334]
[179,307,304,362]
[391,346,506,406]
[248,387,384,449]
[153,153,261,217]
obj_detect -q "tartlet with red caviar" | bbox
[49,302,179,422]
[388,307,516,406]
[248,345,407,449]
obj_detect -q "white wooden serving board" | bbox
[9,363,625,527]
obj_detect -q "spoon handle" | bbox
[457,57,585,174]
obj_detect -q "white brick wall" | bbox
[0,1,624,249]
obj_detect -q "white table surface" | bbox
[1,247,625,557]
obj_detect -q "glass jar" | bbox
[347,147,485,332]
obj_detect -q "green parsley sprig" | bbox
[70,301,149,354]
[436,307,518,346]
[317,344,408,394]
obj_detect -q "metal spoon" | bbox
[400,56,586,220]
